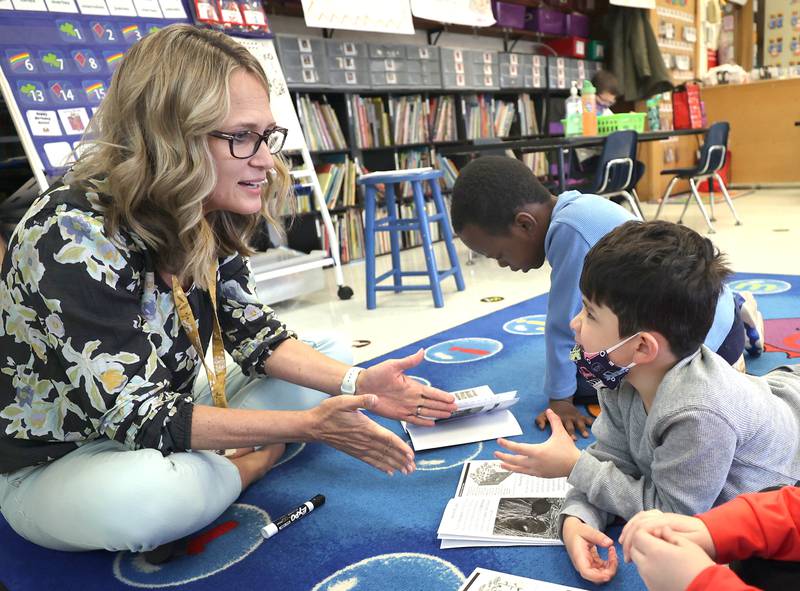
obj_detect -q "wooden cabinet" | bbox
[702,79,800,184]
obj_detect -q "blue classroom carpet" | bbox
[1,272,798,591]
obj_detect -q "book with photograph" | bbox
[437,460,571,548]
[457,567,588,591]
[402,386,522,451]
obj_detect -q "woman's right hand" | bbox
[308,394,416,476]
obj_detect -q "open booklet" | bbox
[402,386,522,451]
[438,459,571,548]
[457,568,588,591]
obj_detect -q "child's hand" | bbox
[536,398,593,439]
[619,509,715,563]
[563,516,618,584]
[628,526,715,591]
[495,410,580,478]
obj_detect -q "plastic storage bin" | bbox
[565,12,589,38]
[546,36,588,59]
[492,1,526,28]
[525,7,566,35]
[596,112,646,135]
[250,247,328,305]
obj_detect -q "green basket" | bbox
[597,112,646,136]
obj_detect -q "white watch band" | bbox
[340,366,365,395]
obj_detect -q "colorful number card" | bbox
[0,0,188,179]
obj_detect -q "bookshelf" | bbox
[278,35,602,265]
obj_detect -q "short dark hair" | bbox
[451,156,552,235]
[580,221,731,359]
[591,70,620,96]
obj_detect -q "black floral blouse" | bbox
[0,178,295,474]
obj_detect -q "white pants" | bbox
[0,333,351,552]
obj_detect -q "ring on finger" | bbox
[415,405,423,417]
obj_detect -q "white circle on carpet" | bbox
[414,442,484,471]
[311,552,465,591]
[502,314,546,336]
[727,278,791,295]
[113,503,268,588]
[424,338,503,364]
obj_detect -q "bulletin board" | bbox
[0,0,189,190]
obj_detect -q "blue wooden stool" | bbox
[357,169,465,309]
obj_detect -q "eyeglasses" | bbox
[209,126,288,159]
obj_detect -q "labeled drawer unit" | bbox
[276,35,328,88]
[326,40,368,57]
[368,43,407,59]
[329,69,370,88]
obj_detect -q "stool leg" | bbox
[364,185,377,310]
[689,178,715,234]
[655,177,677,220]
[715,173,743,225]
[385,183,403,292]
[430,178,465,291]
[412,180,444,308]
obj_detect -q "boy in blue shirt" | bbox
[451,156,744,438]
[492,220,800,585]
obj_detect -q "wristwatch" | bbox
[340,366,365,395]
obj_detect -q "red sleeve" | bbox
[697,486,800,564]
[686,566,760,591]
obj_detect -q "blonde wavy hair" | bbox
[70,24,293,289]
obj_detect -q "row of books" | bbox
[429,95,458,142]
[316,156,359,210]
[295,95,347,152]
[493,100,517,138]
[463,94,494,140]
[518,93,539,137]
[435,154,459,190]
[322,199,448,264]
[389,95,430,145]
[349,95,393,149]
[297,92,551,150]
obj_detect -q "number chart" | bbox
[0,0,189,187]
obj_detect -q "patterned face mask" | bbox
[570,332,641,391]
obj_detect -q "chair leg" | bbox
[708,176,716,221]
[412,180,444,308]
[715,173,743,226]
[620,191,644,221]
[689,178,715,234]
[677,181,693,224]
[364,186,377,310]
[655,177,678,219]
[631,189,646,221]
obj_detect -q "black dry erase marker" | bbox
[261,494,325,539]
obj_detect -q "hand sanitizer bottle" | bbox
[564,81,582,136]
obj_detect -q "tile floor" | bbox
[271,189,800,364]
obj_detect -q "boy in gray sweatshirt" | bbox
[494,220,800,585]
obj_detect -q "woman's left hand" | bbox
[357,349,457,425]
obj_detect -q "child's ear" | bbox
[632,332,660,365]
[513,211,538,235]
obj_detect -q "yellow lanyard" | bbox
[172,264,228,408]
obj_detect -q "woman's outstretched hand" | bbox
[309,394,416,475]
[357,349,457,426]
